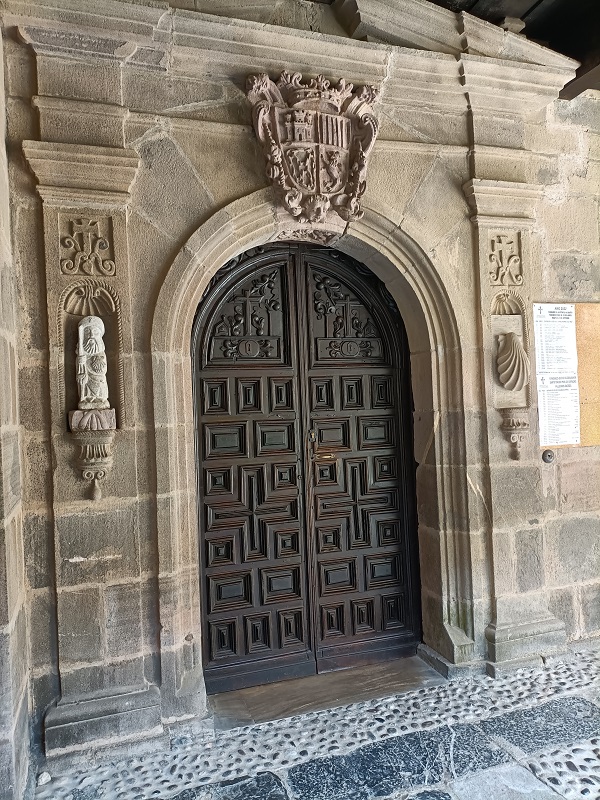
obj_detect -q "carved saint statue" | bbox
[76,315,110,410]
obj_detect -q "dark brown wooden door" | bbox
[192,245,420,693]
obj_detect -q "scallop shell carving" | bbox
[496,332,530,391]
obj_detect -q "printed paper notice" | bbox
[533,303,580,447]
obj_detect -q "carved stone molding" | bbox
[246,71,379,224]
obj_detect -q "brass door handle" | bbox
[314,453,337,460]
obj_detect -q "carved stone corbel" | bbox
[70,426,115,501]
[499,407,530,460]
[246,71,380,224]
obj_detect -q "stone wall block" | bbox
[137,497,158,576]
[18,363,50,432]
[104,583,144,659]
[490,529,515,596]
[416,464,440,530]
[171,125,265,211]
[23,435,51,506]
[545,516,600,588]
[558,459,600,512]
[580,582,600,635]
[28,590,58,669]
[418,525,442,595]
[56,506,140,586]
[132,133,214,243]
[34,97,127,148]
[542,197,600,253]
[402,157,469,254]
[547,587,578,640]
[515,528,545,593]
[35,55,123,105]
[59,656,147,698]
[57,587,103,665]
[0,529,7,629]
[0,430,21,519]
[489,465,548,529]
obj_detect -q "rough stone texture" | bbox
[0,0,598,792]
[32,649,600,799]
[0,28,30,800]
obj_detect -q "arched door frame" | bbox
[151,189,488,719]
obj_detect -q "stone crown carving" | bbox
[246,71,379,224]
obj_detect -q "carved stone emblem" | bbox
[60,217,115,276]
[489,232,523,286]
[496,332,530,392]
[246,71,379,224]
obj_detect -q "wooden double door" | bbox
[192,245,420,693]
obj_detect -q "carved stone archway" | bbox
[151,189,485,718]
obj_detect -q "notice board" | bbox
[533,303,600,448]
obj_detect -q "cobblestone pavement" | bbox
[36,649,600,800]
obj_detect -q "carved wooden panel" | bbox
[193,246,420,692]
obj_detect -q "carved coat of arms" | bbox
[246,72,379,224]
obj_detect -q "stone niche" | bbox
[3,0,599,773]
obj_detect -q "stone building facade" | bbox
[0,0,599,796]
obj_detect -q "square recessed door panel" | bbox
[341,376,364,409]
[278,609,305,649]
[321,603,346,639]
[208,572,253,613]
[319,558,357,595]
[365,555,403,589]
[351,599,376,634]
[245,614,272,654]
[270,378,295,412]
[311,378,335,411]
[204,423,247,459]
[315,419,351,451]
[203,379,230,414]
[209,619,238,661]
[358,417,395,450]
[237,379,263,413]
[261,566,302,604]
[256,421,295,456]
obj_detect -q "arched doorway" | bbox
[192,244,421,693]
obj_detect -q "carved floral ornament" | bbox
[246,71,380,224]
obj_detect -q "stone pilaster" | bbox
[464,178,567,674]
[22,141,162,755]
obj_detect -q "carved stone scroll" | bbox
[246,71,379,224]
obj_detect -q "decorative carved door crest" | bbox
[246,71,380,224]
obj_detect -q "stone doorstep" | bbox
[44,685,162,758]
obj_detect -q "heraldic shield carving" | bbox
[246,71,380,224]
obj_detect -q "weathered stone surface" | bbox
[1,0,600,781]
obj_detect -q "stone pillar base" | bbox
[417,643,487,679]
[485,616,567,677]
[44,686,162,757]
